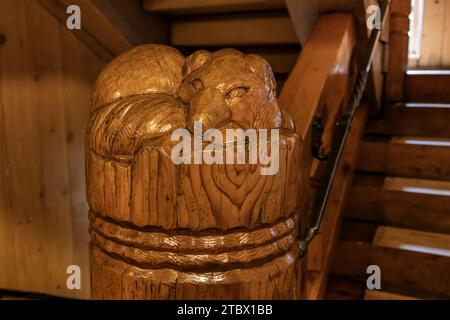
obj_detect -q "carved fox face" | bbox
[178,49,282,133]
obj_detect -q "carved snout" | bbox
[187,87,231,133]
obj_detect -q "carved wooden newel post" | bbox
[86,45,303,299]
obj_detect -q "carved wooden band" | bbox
[90,211,297,270]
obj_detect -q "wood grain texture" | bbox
[409,0,450,68]
[144,0,285,15]
[304,103,369,300]
[332,240,450,298]
[405,72,450,104]
[171,11,298,47]
[357,137,450,181]
[347,175,450,234]
[0,0,105,298]
[385,0,410,101]
[87,45,303,299]
[366,103,450,137]
[37,0,168,61]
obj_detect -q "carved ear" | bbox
[245,54,276,94]
[184,50,212,77]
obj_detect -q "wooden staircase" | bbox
[326,71,450,300]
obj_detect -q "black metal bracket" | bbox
[311,116,329,161]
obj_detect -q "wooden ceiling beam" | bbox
[36,0,168,61]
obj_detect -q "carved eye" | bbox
[226,87,249,99]
[192,79,204,90]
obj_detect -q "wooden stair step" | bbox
[405,70,450,104]
[143,0,285,15]
[363,289,419,300]
[170,12,298,46]
[324,276,365,300]
[347,176,450,234]
[143,0,369,16]
[332,241,450,298]
[366,103,450,137]
[373,226,450,258]
[177,45,299,75]
[357,136,450,180]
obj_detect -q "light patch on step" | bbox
[401,139,450,147]
[405,103,450,109]
[401,187,450,197]
[407,69,450,75]
[399,244,450,257]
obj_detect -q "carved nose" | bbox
[187,87,230,133]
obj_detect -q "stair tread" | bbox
[364,289,419,300]
[347,175,450,234]
[332,240,450,297]
[366,103,450,137]
[383,177,450,196]
[404,103,450,109]
[373,226,450,257]
[391,136,450,147]
[356,136,450,181]
[143,0,285,15]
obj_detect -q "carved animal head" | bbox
[89,45,290,157]
[178,49,282,133]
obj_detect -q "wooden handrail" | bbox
[279,0,391,299]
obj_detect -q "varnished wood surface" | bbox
[0,0,105,298]
[87,45,303,299]
[171,11,298,47]
[366,103,450,137]
[347,175,450,234]
[304,103,369,300]
[384,0,411,101]
[409,0,450,68]
[332,239,450,298]
[357,137,450,181]
[144,0,285,15]
[37,0,168,61]
[405,72,450,104]
[373,226,450,257]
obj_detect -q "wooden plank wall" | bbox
[409,0,450,68]
[0,0,106,298]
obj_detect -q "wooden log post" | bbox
[86,45,303,299]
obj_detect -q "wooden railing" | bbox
[279,0,391,299]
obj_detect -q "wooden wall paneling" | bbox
[385,0,411,102]
[443,0,450,66]
[409,0,450,68]
[418,0,446,67]
[0,9,17,289]
[0,0,105,298]
[25,1,75,297]
[0,0,48,294]
[59,24,106,297]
